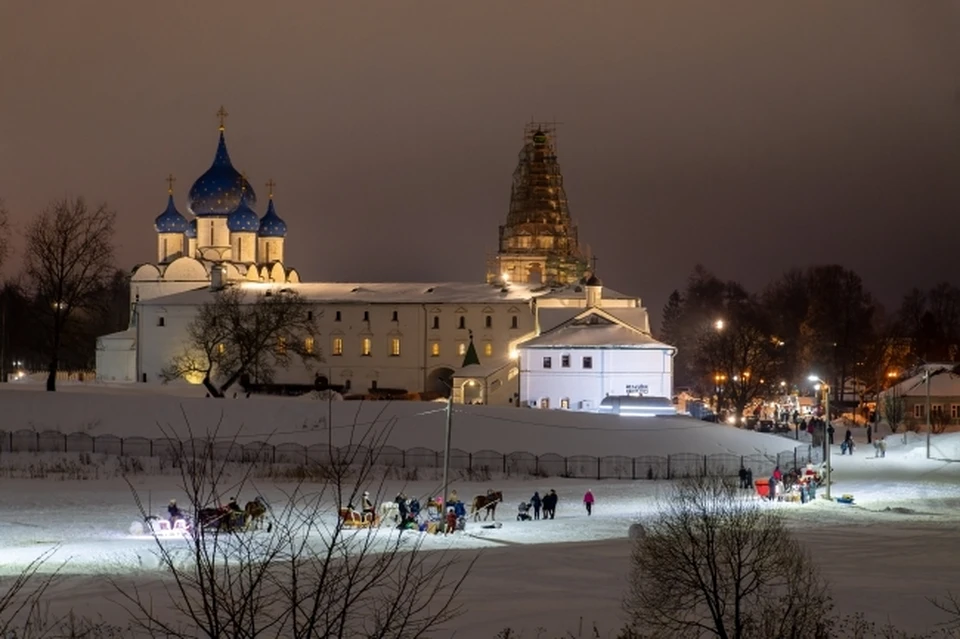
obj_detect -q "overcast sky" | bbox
[2,1,959,327]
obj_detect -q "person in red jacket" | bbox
[583,490,595,516]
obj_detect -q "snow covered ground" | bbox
[1,383,959,636]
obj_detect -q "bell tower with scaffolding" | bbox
[487,122,589,287]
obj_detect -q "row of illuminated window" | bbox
[542,355,593,369]
[288,337,499,359]
[913,404,960,418]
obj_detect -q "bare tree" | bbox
[24,197,115,391]
[115,409,473,638]
[162,286,321,397]
[882,386,906,434]
[624,476,832,639]
[0,199,9,272]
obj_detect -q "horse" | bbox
[244,497,270,531]
[471,491,503,522]
[377,501,401,527]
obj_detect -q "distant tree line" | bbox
[0,197,128,391]
[659,264,960,417]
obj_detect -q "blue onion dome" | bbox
[187,130,256,216]
[258,198,287,237]
[185,218,197,239]
[227,190,260,232]
[154,194,189,234]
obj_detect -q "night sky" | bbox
[2,2,959,328]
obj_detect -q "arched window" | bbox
[485,315,492,328]
[458,316,466,329]
[432,316,440,329]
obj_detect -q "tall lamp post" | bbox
[808,375,832,500]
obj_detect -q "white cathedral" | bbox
[96,113,675,409]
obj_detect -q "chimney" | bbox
[210,264,226,291]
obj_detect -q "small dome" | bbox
[185,218,197,239]
[187,131,256,216]
[227,192,259,232]
[585,274,602,287]
[258,199,287,238]
[154,194,189,234]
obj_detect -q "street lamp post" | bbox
[809,376,832,501]
[441,395,453,530]
[925,370,931,459]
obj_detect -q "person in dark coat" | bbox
[738,466,748,489]
[168,499,184,523]
[530,491,542,520]
[542,489,558,519]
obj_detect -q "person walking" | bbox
[543,489,558,519]
[583,490,595,516]
[530,491,542,520]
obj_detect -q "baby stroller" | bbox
[517,501,532,521]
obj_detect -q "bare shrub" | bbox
[115,406,473,638]
[624,475,832,639]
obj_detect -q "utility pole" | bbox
[824,385,831,501]
[441,395,453,530]
[926,369,931,459]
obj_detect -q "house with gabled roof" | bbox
[517,279,676,411]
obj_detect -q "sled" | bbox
[836,494,855,505]
[339,508,378,528]
[754,479,770,498]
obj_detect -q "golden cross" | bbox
[266,179,276,199]
[216,105,229,131]
[590,256,598,271]
[165,173,176,194]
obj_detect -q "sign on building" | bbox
[626,384,649,396]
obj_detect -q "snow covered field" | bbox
[1,384,959,636]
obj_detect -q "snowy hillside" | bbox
[0,383,804,458]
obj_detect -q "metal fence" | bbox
[0,429,822,481]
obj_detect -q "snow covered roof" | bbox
[141,280,641,307]
[520,308,674,351]
[453,356,516,379]
[881,366,960,398]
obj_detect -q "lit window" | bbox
[458,343,466,357]
[304,337,315,354]
[362,337,372,356]
[217,343,225,355]
[332,337,343,356]
[543,357,552,369]
[560,398,570,409]
[431,342,440,357]
[484,342,493,357]
[511,316,518,329]
[539,398,550,409]
[485,315,492,328]
[582,356,593,369]
[458,316,466,329]
[276,336,287,355]
[390,338,401,356]
[561,354,570,368]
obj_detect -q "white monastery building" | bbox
[96,114,676,410]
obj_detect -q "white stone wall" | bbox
[138,300,537,394]
[257,237,284,265]
[232,232,257,264]
[518,347,674,410]
[196,217,231,252]
[157,233,185,263]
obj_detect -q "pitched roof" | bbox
[519,307,674,350]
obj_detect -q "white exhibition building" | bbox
[96,114,676,412]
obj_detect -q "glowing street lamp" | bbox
[808,375,832,500]
[714,319,725,331]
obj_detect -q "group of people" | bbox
[519,489,595,521]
